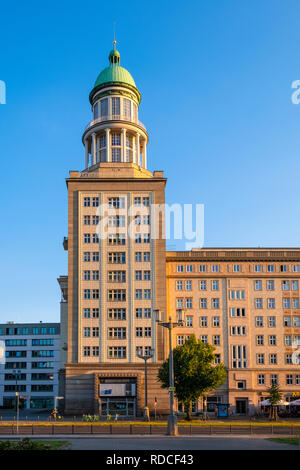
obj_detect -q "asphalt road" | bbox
[2,435,299,450]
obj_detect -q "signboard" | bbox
[100,384,127,397]
[168,386,175,392]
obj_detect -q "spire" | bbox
[109,40,120,65]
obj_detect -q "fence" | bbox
[0,424,299,435]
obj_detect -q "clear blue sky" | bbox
[1,0,300,323]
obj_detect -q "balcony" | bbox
[85,114,146,132]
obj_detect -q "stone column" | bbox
[136,133,140,166]
[143,139,147,169]
[106,128,110,162]
[85,139,89,168]
[92,132,96,166]
[122,128,126,162]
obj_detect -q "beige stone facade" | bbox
[166,248,300,415]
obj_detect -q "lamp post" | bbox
[12,368,21,432]
[137,348,154,421]
[154,308,185,436]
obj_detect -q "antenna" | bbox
[113,21,117,48]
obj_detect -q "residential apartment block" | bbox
[0,322,60,410]
[166,249,300,414]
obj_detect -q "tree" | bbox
[267,383,282,421]
[157,335,227,420]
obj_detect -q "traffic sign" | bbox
[168,386,175,392]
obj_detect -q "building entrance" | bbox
[98,377,137,417]
[235,399,248,415]
[100,398,136,417]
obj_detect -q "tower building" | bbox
[60,44,170,416]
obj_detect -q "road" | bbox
[1,435,299,450]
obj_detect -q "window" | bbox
[211,280,219,291]
[199,298,207,309]
[92,252,99,262]
[92,215,99,225]
[283,298,290,309]
[212,317,220,327]
[108,271,126,282]
[255,265,262,272]
[231,326,246,335]
[144,289,151,299]
[267,298,275,309]
[200,335,208,344]
[230,308,246,317]
[136,327,143,337]
[185,280,192,291]
[176,281,183,291]
[237,381,246,389]
[186,265,193,272]
[84,234,91,244]
[111,98,120,116]
[177,336,184,346]
[266,280,274,290]
[107,308,126,320]
[84,270,90,281]
[268,316,276,327]
[256,335,264,346]
[213,335,220,346]
[135,270,142,281]
[282,280,290,291]
[83,346,90,357]
[267,265,274,272]
[108,234,126,246]
[199,265,206,272]
[186,316,193,327]
[285,354,293,364]
[212,298,220,309]
[258,374,265,385]
[144,252,151,262]
[144,327,151,337]
[92,289,99,299]
[92,327,99,337]
[292,281,299,291]
[108,252,126,264]
[84,197,90,207]
[93,346,99,356]
[256,353,265,365]
[269,353,277,365]
[135,308,142,318]
[135,289,142,300]
[293,317,300,327]
[230,290,245,300]
[177,265,184,273]
[93,308,99,318]
[254,280,262,291]
[84,289,90,299]
[186,298,192,308]
[135,252,142,262]
[271,375,278,385]
[84,215,90,225]
[199,280,207,290]
[107,328,126,339]
[214,354,221,364]
[268,335,277,346]
[177,298,184,308]
[255,298,263,309]
[280,264,288,272]
[284,335,292,346]
[293,265,300,272]
[232,345,247,368]
[284,317,291,327]
[233,264,241,272]
[255,316,263,327]
[293,299,299,309]
[107,346,126,359]
[84,252,90,262]
[144,308,151,318]
[286,375,293,385]
[108,289,126,301]
[212,265,219,272]
[200,316,207,327]
[108,197,125,209]
[134,197,141,206]
[93,271,99,280]
[83,327,90,337]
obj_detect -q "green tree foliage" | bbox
[157,335,227,420]
[267,383,283,420]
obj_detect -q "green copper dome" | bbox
[93,44,137,90]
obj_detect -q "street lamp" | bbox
[154,308,185,436]
[12,368,21,432]
[137,347,154,421]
